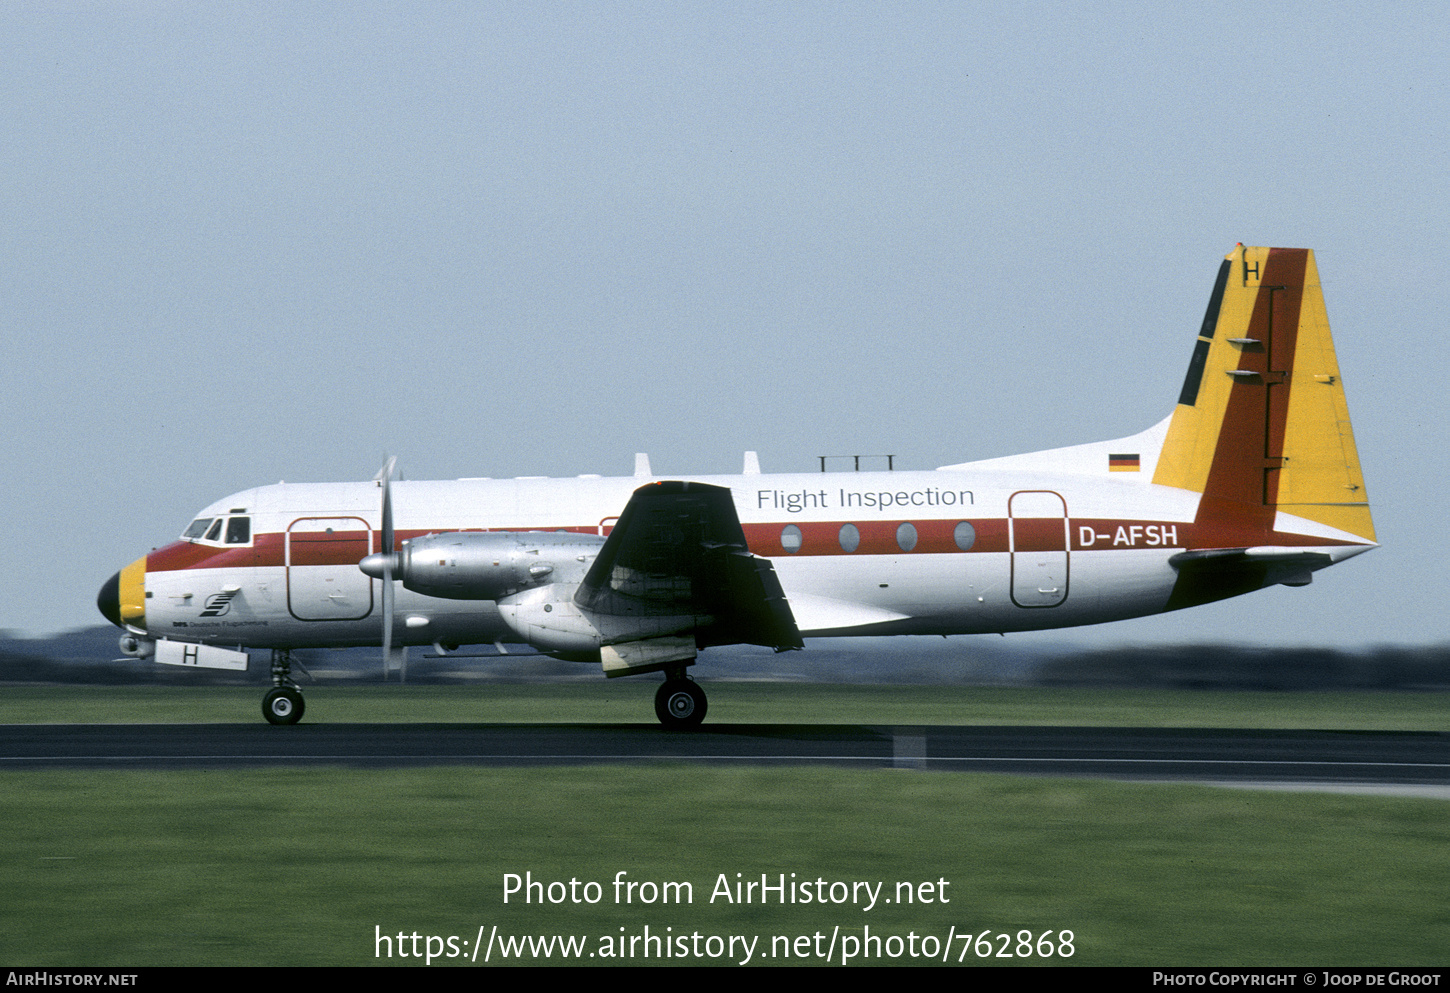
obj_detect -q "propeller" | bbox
[364,457,405,683]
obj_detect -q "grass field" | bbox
[3,766,1448,967]
[2,684,1446,967]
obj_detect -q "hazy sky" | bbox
[3,2,1445,651]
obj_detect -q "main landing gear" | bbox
[262,649,306,725]
[654,670,707,730]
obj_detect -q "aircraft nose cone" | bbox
[98,571,122,628]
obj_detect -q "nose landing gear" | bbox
[262,649,306,725]
[263,686,305,725]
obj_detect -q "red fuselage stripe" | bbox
[143,515,1359,573]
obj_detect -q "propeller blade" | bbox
[379,458,400,681]
[380,459,395,571]
[382,554,395,679]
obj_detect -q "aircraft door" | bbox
[1009,491,1069,608]
[286,517,375,621]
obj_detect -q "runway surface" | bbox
[3,723,1448,790]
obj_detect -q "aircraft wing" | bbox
[575,481,803,652]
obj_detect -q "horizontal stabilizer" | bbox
[1170,547,1333,569]
[1167,546,1336,607]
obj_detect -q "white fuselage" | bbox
[130,460,1364,653]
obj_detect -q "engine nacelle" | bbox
[496,583,710,656]
[363,530,606,601]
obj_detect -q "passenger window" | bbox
[225,517,251,544]
[954,521,976,552]
[781,524,803,554]
[896,522,917,552]
[838,523,860,553]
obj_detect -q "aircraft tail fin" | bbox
[1151,245,1375,543]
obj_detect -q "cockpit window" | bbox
[183,515,252,545]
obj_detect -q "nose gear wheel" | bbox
[262,686,304,725]
[262,649,306,725]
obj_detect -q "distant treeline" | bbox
[3,627,1447,690]
[1034,644,1450,692]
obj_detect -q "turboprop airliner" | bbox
[98,245,1376,727]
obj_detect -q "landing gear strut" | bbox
[262,649,306,725]
[654,670,707,729]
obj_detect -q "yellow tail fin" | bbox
[1152,246,1374,543]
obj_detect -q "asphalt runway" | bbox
[3,723,1448,791]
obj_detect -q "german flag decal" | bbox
[1108,453,1140,472]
